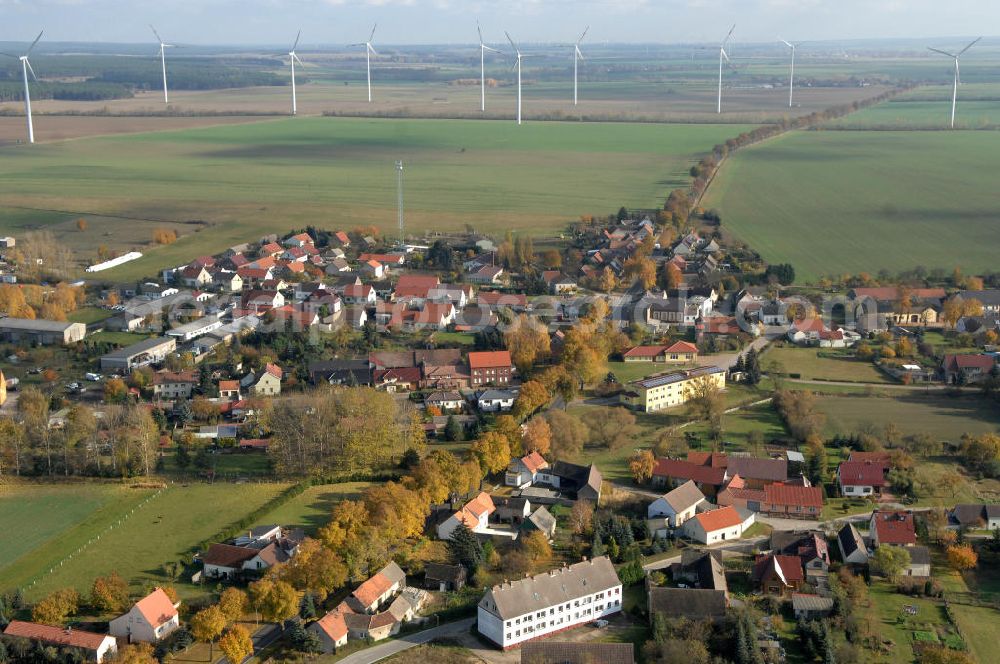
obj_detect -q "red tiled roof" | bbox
[872,510,916,545]
[764,483,824,509]
[3,621,111,651]
[344,284,373,298]
[334,231,350,245]
[314,605,351,642]
[468,350,512,369]
[478,291,526,307]
[838,461,887,487]
[521,451,549,474]
[394,274,439,298]
[203,543,258,568]
[755,554,804,584]
[218,380,240,392]
[264,363,283,379]
[653,458,726,486]
[153,370,196,385]
[665,341,699,354]
[623,345,667,358]
[692,506,743,532]
[374,367,422,385]
[133,588,178,629]
[793,318,827,333]
[687,451,728,468]
[352,573,394,608]
[944,354,996,371]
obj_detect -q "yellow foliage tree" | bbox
[218,625,254,664]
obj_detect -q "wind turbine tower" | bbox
[1,31,43,144]
[928,37,981,128]
[477,22,500,112]
[351,25,379,103]
[506,32,525,125]
[574,27,589,106]
[287,31,303,116]
[717,24,735,114]
[150,25,173,104]
[780,40,802,108]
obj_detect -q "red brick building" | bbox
[468,351,513,386]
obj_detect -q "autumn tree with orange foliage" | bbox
[947,544,978,570]
[153,229,178,245]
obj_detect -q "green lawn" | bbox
[1,482,289,600]
[250,482,375,535]
[67,306,113,325]
[702,129,1000,282]
[815,393,1000,442]
[763,346,890,383]
[824,85,1000,129]
[868,582,962,664]
[949,603,1000,664]
[0,117,750,282]
[430,331,477,347]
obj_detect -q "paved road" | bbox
[336,617,477,664]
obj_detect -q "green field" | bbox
[824,84,1000,129]
[250,481,374,534]
[702,129,1000,282]
[0,117,749,282]
[816,393,1000,441]
[764,346,890,383]
[0,482,289,600]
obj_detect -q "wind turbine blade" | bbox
[292,30,301,51]
[484,45,500,54]
[25,58,38,81]
[294,53,304,65]
[505,31,518,53]
[578,26,590,44]
[724,24,735,44]
[0,52,19,58]
[478,21,484,45]
[150,25,164,44]
[956,60,961,85]
[369,23,377,43]
[927,47,955,57]
[781,39,794,49]
[26,31,43,56]
[369,44,378,56]
[576,46,585,60]
[721,48,729,62]
[958,37,981,56]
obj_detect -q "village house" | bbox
[393,274,440,300]
[373,366,422,392]
[950,504,1000,530]
[682,506,755,545]
[100,336,177,373]
[792,593,835,620]
[308,606,350,654]
[759,484,824,519]
[423,563,467,592]
[522,506,558,540]
[648,587,727,624]
[726,456,790,490]
[837,460,888,497]
[349,561,407,614]
[506,452,550,488]
[3,621,118,663]
[151,370,197,400]
[622,365,726,413]
[771,531,831,573]
[243,363,282,396]
[541,270,578,294]
[109,587,180,644]
[201,544,261,579]
[651,458,727,497]
[477,388,517,412]
[437,492,496,540]
[468,350,514,386]
[510,460,603,503]
[342,283,376,306]
[870,510,916,548]
[427,284,474,309]
[179,265,213,288]
[469,265,504,285]
[217,379,241,400]
[753,554,805,596]
[622,340,699,364]
[425,391,465,412]
[646,480,706,527]
[941,353,997,384]
[476,556,622,650]
[837,523,870,566]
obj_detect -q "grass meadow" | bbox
[0,117,748,281]
[0,482,290,600]
[702,129,1000,282]
[814,393,1000,442]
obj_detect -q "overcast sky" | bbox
[0,0,994,47]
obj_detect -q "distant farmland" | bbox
[0,117,748,281]
[702,128,1000,282]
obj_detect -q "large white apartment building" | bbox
[622,365,726,413]
[477,557,622,650]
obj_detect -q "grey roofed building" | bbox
[478,556,620,620]
[648,587,727,622]
[950,504,1000,528]
[908,545,931,568]
[792,593,834,618]
[0,317,87,345]
[522,506,557,539]
[423,563,466,591]
[549,460,603,502]
[661,479,707,514]
[675,549,727,593]
[308,359,372,386]
[100,336,177,372]
[837,523,868,565]
[727,456,788,483]
[521,642,635,664]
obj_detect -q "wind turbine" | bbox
[150,25,173,104]
[1,31,43,144]
[717,24,735,114]
[928,37,981,128]
[506,31,526,125]
[350,24,378,103]
[780,40,802,108]
[286,31,303,116]
[573,26,589,106]
[477,22,500,112]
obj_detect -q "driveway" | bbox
[336,617,476,664]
